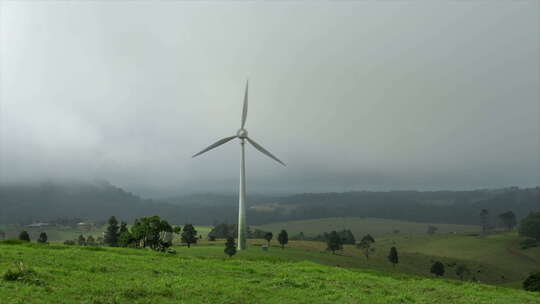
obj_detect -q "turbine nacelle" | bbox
[192,80,286,166]
[236,129,248,139]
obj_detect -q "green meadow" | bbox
[1,241,539,304]
[255,217,479,237]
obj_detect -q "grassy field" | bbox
[1,241,539,304]
[192,233,539,288]
[255,217,479,237]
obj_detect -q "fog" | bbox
[1,1,538,197]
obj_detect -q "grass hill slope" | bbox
[1,242,539,304]
[255,217,478,237]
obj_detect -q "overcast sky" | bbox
[1,1,538,197]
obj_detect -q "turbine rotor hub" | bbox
[237,129,248,138]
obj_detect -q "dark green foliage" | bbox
[341,229,356,245]
[310,229,356,244]
[119,221,128,234]
[104,216,120,247]
[77,235,86,246]
[523,272,540,292]
[520,238,538,250]
[37,232,48,244]
[118,231,134,247]
[208,235,216,241]
[86,236,96,246]
[388,247,399,268]
[224,237,236,257]
[1,239,26,245]
[499,211,517,231]
[250,228,271,239]
[519,212,540,240]
[18,231,30,242]
[264,232,273,245]
[130,216,173,251]
[278,230,288,249]
[357,234,375,260]
[181,224,198,248]
[326,231,343,254]
[431,261,445,277]
[1,182,539,227]
[455,264,470,280]
[208,223,236,239]
[63,240,76,245]
[427,226,438,235]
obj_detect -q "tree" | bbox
[480,209,489,235]
[18,231,30,242]
[86,235,96,246]
[278,230,288,249]
[181,224,198,248]
[131,216,174,251]
[427,226,438,235]
[104,216,120,247]
[264,232,273,246]
[499,211,517,231]
[523,272,540,292]
[224,237,237,257]
[119,221,128,234]
[455,264,470,280]
[326,231,343,254]
[340,229,356,245]
[118,230,134,247]
[519,212,540,240]
[37,232,48,244]
[388,246,399,268]
[77,234,86,246]
[431,261,445,277]
[357,234,375,260]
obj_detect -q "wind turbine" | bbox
[192,80,286,250]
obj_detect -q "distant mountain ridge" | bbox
[0,181,538,226]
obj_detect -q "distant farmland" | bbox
[255,217,480,237]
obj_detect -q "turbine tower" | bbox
[192,80,286,250]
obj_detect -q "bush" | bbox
[523,272,540,292]
[18,231,30,242]
[2,262,42,285]
[1,239,26,245]
[520,238,538,250]
[63,240,76,245]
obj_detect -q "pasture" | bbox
[196,233,540,288]
[1,241,538,304]
[255,217,479,237]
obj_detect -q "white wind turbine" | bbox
[192,80,286,250]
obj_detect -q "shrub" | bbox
[520,238,538,250]
[523,272,540,292]
[37,232,48,244]
[63,240,76,245]
[2,262,42,285]
[431,261,445,277]
[18,231,30,242]
[1,239,26,245]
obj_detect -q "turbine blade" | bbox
[246,137,286,166]
[192,136,237,158]
[241,80,248,128]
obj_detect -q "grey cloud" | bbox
[0,1,538,197]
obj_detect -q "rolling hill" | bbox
[1,241,538,304]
